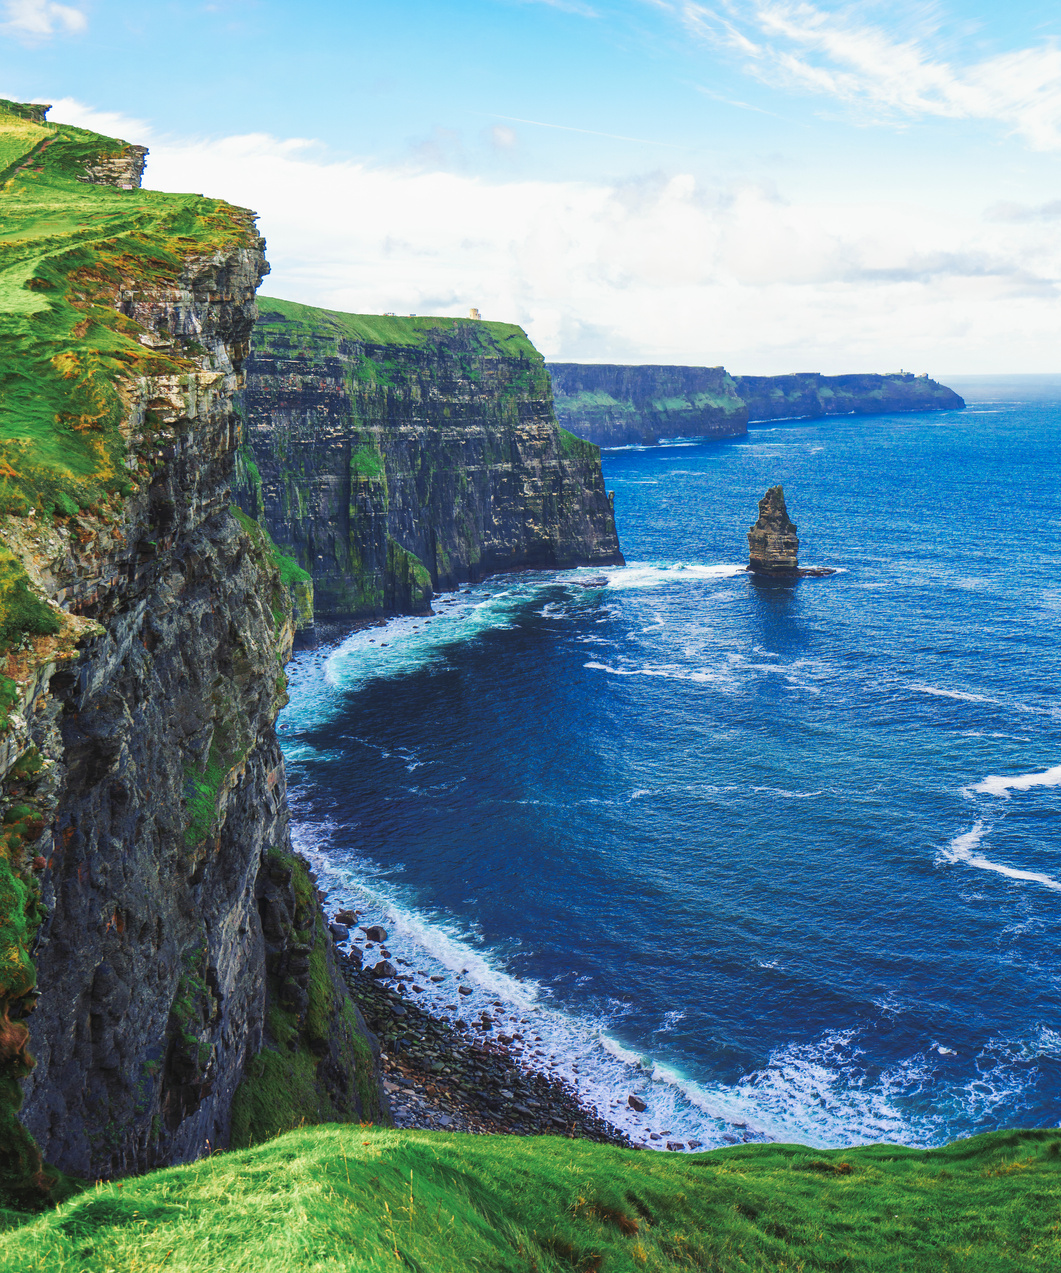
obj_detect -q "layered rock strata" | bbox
[747,486,800,573]
[236,301,624,623]
[0,102,384,1194]
[550,364,964,447]
[547,363,746,448]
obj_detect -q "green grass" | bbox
[0,97,259,644]
[0,1126,1058,1270]
[255,294,540,360]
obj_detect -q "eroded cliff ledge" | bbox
[0,100,383,1196]
[549,363,964,447]
[236,300,624,624]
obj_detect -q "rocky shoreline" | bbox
[338,952,641,1145]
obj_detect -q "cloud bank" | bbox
[128,126,1060,372]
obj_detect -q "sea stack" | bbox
[748,485,800,573]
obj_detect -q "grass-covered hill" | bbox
[1,1124,1058,1271]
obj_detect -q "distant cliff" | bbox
[733,372,965,423]
[549,364,964,446]
[237,302,623,625]
[547,363,746,447]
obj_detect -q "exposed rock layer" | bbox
[0,105,385,1188]
[236,301,624,623]
[547,363,745,448]
[747,486,799,573]
[549,364,964,447]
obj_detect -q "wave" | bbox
[969,764,1061,797]
[911,684,1004,705]
[601,562,746,590]
[284,561,749,722]
[584,661,732,687]
[940,820,1061,893]
[289,810,1049,1153]
[911,683,1057,719]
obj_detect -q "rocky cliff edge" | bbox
[0,100,384,1200]
[236,299,624,625]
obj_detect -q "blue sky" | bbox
[3,0,1060,371]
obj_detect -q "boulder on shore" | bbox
[748,485,799,572]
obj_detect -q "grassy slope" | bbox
[0,1125,1058,1271]
[255,294,540,360]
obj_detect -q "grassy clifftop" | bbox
[0,1124,1057,1271]
[256,295,540,360]
[0,98,256,518]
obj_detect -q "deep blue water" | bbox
[280,394,1061,1149]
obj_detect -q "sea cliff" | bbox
[236,300,623,625]
[0,100,383,1195]
[549,363,964,446]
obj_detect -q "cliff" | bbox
[236,301,623,625]
[549,364,964,446]
[547,362,747,447]
[732,371,965,422]
[0,100,383,1199]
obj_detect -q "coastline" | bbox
[338,952,708,1149]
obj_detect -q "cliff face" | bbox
[732,372,965,422]
[547,363,747,447]
[747,485,799,572]
[549,364,964,446]
[237,301,623,624]
[0,101,383,1195]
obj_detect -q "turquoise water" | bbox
[280,393,1061,1149]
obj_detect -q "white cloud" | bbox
[138,129,1061,372]
[42,96,152,141]
[2,0,86,39]
[670,1,1061,150]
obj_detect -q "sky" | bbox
[2,0,1059,372]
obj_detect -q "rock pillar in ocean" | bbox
[748,485,799,573]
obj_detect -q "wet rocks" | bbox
[371,960,398,979]
[628,1094,647,1112]
[747,485,799,573]
[329,923,350,942]
[361,925,388,943]
[341,954,632,1147]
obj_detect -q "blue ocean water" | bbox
[280,392,1061,1150]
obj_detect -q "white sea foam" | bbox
[601,562,746,590]
[969,764,1061,797]
[751,786,824,799]
[912,684,1003,705]
[940,820,1061,893]
[289,805,1054,1152]
[584,661,731,686]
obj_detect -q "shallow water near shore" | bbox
[280,391,1061,1150]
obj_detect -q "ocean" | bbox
[278,387,1061,1151]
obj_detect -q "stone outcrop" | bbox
[747,486,800,573]
[550,364,964,447]
[0,101,385,1195]
[77,143,148,190]
[236,302,623,623]
[547,363,746,448]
